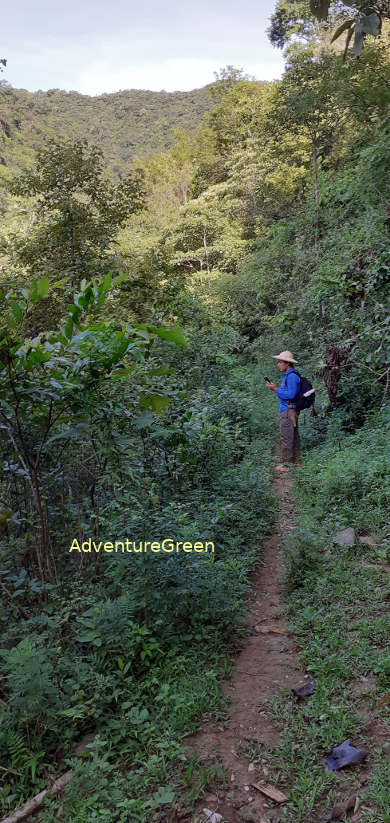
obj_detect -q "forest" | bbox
[0,84,212,180]
[0,1,389,821]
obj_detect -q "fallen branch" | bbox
[0,766,21,777]
[0,770,72,823]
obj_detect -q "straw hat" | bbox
[272,350,298,364]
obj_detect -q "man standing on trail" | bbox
[266,350,301,473]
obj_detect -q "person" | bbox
[266,350,301,473]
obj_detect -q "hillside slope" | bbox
[0,84,214,179]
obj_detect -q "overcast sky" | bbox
[2,0,284,96]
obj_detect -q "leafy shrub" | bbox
[0,638,58,735]
[283,526,325,591]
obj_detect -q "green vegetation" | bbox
[245,409,390,822]
[0,252,276,820]
[269,0,390,56]
[0,85,214,181]
[0,2,389,819]
[8,138,145,289]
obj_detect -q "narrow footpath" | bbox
[184,466,305,823]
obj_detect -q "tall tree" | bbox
[270,52,344,214]
[268,0,318,49]
[269,0,387,56]
[10,139,145,285]
[209,65,255,103]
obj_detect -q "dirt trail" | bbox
[185,468,306,823]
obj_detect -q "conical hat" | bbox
[272,350,298,364]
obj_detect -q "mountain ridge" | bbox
[0,83,214,180]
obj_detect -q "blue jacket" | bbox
[276,368,300,413]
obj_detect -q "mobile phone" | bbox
[264,376,271,383]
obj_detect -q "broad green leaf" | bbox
[37,276,50,298]
[149,366,174,376]
[64,319,73,340]
[139,393,171,414]
[111,369,132,381]
[153,326,187,347]
[58,707,85,717]
[135,323,186,346]
[116,339,131,359]
[10,300,24,322]
[102,273,112,291]
[68,304,79,319]
[147,787,175,808]
[112,272,127,287]
[6,314,17,330]
[25,349,51,367]
[75,633,102,646]
[28,281,39,303]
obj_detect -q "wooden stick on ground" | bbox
[0,770,72,823]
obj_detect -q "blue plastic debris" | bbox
[325,739,367,771]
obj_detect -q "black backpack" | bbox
[284,369,315,412]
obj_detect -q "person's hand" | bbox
[266,381,277,391]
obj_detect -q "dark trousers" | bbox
[280,409,300,464]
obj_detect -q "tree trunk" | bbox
[203,229,210,275]
[312,142,319,213]
[31,467,49,587]
[321,344,345,413]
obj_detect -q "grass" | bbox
[245,408,390,822]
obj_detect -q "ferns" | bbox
[6,730,28,774]
[1,729,43,783]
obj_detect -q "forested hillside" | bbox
[0,84,214,180]
[0,2,389,821]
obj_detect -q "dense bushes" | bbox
[238,129,390,428]
[0,304,275,817]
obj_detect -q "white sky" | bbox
[2,0,284,95]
